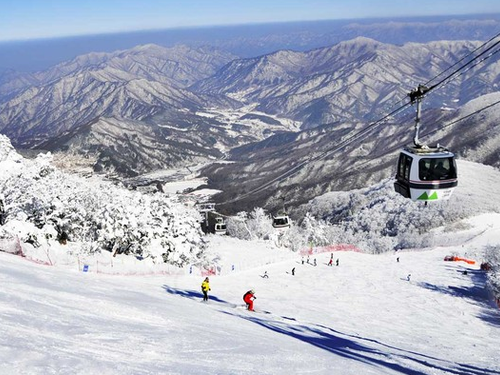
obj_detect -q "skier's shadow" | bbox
[162,285,232,305]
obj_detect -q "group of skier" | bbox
[200,253,342,311]
[301,254,339,267]
[201,277,257,311]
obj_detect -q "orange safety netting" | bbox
[444,255,475,265]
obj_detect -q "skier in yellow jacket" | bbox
[201,277,211,302]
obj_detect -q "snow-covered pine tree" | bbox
[0,134,206,267]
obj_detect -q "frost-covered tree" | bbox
[296,175,498,253]
[484,245,500,302]
[0,134,206,267]
[227,208,275,241]
[227,211,252,240]
[301,212,328,246]
[247,207,275,240]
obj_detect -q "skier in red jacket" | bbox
[243,289,256,311]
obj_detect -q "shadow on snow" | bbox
[161,285,235,306]
[417,266,500,327]
[224,311,500,375]
[162,286,499,374]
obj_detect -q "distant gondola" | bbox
[272,196,291,229]
[197,202,227,235]
[213,217,227,235]
[272,214,290,229]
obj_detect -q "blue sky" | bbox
[2,0,500,42]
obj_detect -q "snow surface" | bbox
[1,214,500,375]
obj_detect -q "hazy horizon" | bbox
[3,0,500,42]
[1,13,500,72]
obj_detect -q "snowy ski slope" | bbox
[1,213,499,375]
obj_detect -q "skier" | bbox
[328,258,333,266]
[336,258,339,266]
[201,277,211,302]
[262,271,269,278]
[243,289,256,311]
[291,267,295,276]
[407,274,411,282]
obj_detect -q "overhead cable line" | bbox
[383,32,500,110]
[421,98,500,141]
[333,98,500,182]
[424,35,500,94]
[423,31,500,88]
[222,101,412,204]
[443,48,500,85]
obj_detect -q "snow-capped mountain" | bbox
[0,44,240,147]
[194,37,500,128]
[0,44,300,176]
[0,73,208,146]
[0,44,236,97]
[35,116,224,177]
[2,37,500,183]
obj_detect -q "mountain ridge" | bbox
[1,36,500,203]
[193,38,491,128]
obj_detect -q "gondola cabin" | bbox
[394,146,457,201]
[201,210,227,235]
[214,217,227,235]
[272,214,290,229]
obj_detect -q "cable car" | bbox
[272,214,290,229]
[394,146,457,201]
[201,211,227,235]
[214,217,227,235]
[272,196,291,229]
[394,84,458,202]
